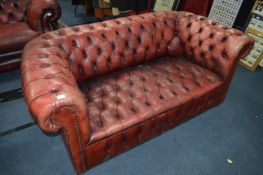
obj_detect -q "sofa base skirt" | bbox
[82,84,225,172]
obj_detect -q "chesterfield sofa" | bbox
[21,11,254,174]
[0,0,61,72]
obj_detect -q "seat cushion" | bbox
[80,57,223,144]
[0,22,39,54]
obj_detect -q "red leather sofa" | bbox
[21,11,254,174]
[0,0,61,72]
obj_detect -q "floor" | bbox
[0,1,263,175]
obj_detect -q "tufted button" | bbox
[137,37,141,44]
[186,23,192,28]
[89,25,95,30]
[72,40,77,47]
[87,36,92,43]
[170,90,177,96]
[40,63,51,68]
[211,22,217,26]
[167,77,173,83]
[92,62,97,71]
[221,50,227,58]
[125,41,129,48]
[44,74,54,79]
[49,89,59,93]
[155,81,161,87]
[129,93,134,98]
[183,85,190,92]
[115,98,121,104]
[101,33,106,38]
[140,76,146,81]
[97,48,102,55]
[115,113,120,119]
[145,101,151,106]
[42,43,50,48]
[72,27,80,32]
[159,94,164,100]
[106,58,111,67]
[111,43,115,49]
[199,40,203,46]
[187,35,192,41]
[131,107,138,113]
[221,36,228,42]
[200,52,205,60]
[209,45,214,51]
[115,85,120,91]
[98,103,104,110]
[129,81,134,86]
[82,50,87,58]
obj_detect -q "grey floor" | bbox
[0,1,263,175]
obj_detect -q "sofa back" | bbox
[57,11,182,81]
[24,11,254,83]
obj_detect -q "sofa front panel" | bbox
[83,84,224,170]
[55,11,182,82]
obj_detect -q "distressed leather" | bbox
[0,22,38,53]
[21,11,254,174]
[0,0,61,72]
[0,0,26,25]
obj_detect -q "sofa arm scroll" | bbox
[27,0,61,32]
[21,40,90,145]
[176,11,254,80]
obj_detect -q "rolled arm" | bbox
[21,38,90,144]
[176,11,255,80]
[27,0,61,32]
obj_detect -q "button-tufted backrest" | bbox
[39,11,182,82]
[176,12,254,80]
[28,11,254,83]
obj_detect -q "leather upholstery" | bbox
[27,0,61,32]
[0,0,61,72]
[0,22,38,53]
[176,12,254,79]
[0,0,26,25]
[21,11,254,174]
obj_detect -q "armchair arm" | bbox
[27,0,61,32]
[176,11,254,80]
[21,38,90,144]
